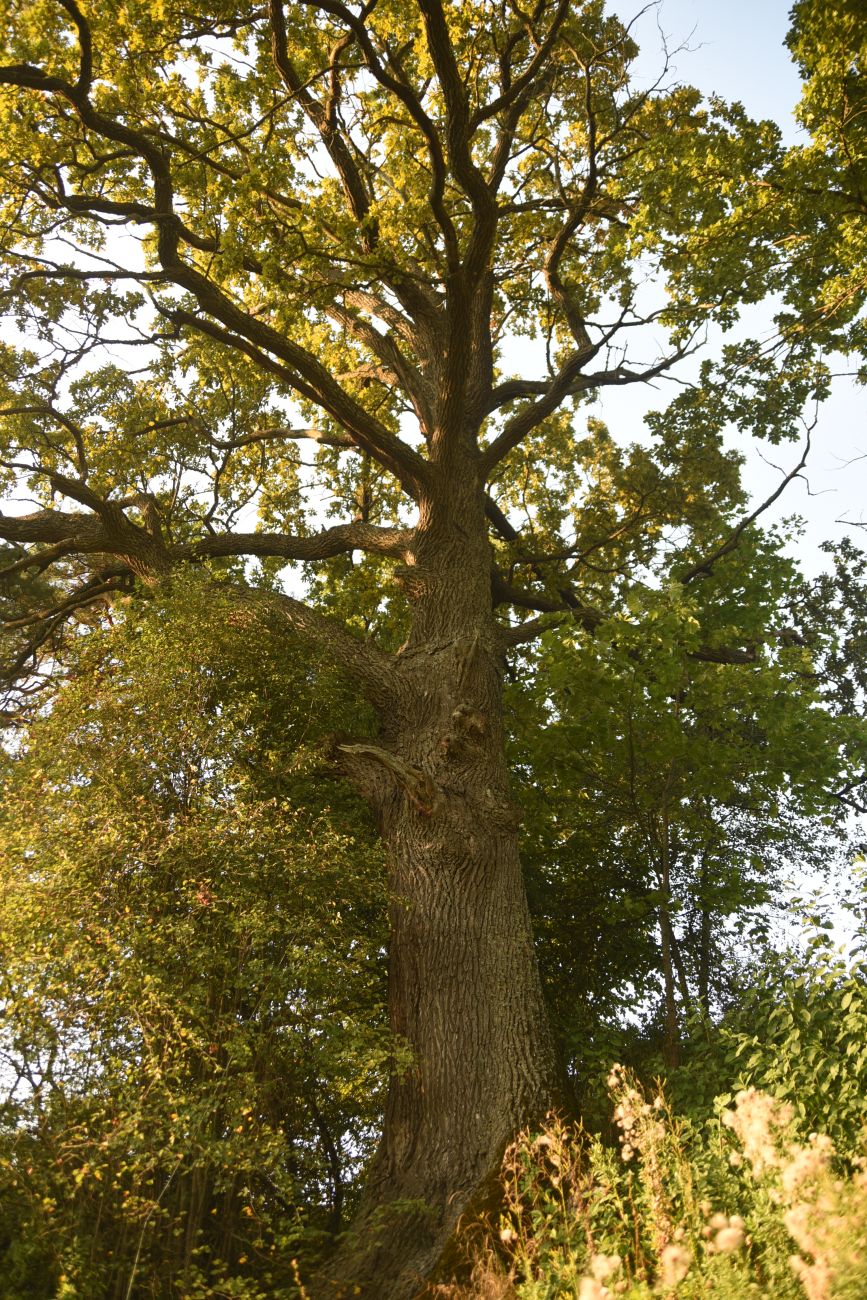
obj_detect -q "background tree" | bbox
[779,0,867,362]
[513,528,864,1082]
[0,0,859,1293]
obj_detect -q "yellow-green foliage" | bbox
[0,581,393,1299]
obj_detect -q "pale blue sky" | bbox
[621,0,804,140]
[598,1,866,570]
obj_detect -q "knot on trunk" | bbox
[338,742,444,816]
[477,787,524,831]
[440,703,487,759]
[451,702,486,738]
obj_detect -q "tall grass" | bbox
[438,1066,867,1299]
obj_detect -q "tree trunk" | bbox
[315,472,559,1296]
[658,815,680,1070]
[698,853,712,1013]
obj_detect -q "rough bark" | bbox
[317,467,558,1297]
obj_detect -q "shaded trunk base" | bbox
[311,1148,516,1298]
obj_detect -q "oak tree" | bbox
[0,0,851,1292]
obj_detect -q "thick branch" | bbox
[209,426,356,452]
[164,303,430,496]
[180,523,415,564]
[0,516,402,707]
[492,574,603,632]
[0,540,76,580]
[0,499,413,569]
[416,0,493,230]
[270,0,373,235]
[338,742,443,815]
[493,578,759,665]
[230,587,399,710]
[497,600,759,665]
[543,57,600,352]
[471,0,571,129]
[324,302,435,431]
[0,505,105,550]
[296,0,459,268]
[56,0,92,96]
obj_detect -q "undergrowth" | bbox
[435,1066,867,1299]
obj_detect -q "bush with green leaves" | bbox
[509,544,863,1084]
[0,579,395,1299]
